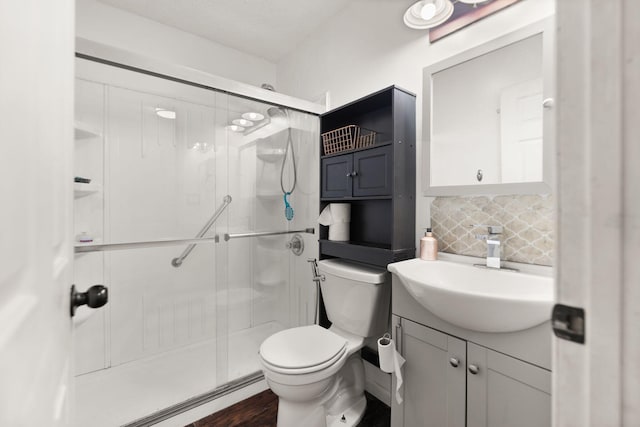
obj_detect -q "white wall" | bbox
[277,0,555,242]
[76,0,277,88]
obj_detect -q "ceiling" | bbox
[97,0,353,62]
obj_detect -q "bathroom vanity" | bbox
[389,258,552,427]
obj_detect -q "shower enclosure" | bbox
[72,55,320,426]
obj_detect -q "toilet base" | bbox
[326,394,366,427]
[269,354,367,427]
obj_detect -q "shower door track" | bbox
[122,372,264,427]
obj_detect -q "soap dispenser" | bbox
[420,228,438,261]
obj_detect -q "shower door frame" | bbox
[74,38,324,426]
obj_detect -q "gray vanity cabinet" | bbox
[391,318,465,427]
[466,342,551,427]
[392,316,551,427]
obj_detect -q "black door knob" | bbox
[70,284,109,317]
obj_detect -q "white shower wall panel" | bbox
[104,86,222,366]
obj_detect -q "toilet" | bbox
[259,259,390,427]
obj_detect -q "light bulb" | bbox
[420,2,437,20]
[242,112,265,121]
[232,118,254,127]
[226,125,245,132]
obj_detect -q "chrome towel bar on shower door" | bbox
[224,228,315,241]
[171,195,232,267]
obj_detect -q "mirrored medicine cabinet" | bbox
[422,18,555,196]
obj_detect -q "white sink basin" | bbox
[388,258,554,333]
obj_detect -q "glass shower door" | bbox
[74,58,319,426]
[216,93,320,384]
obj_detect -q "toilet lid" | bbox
[259,325,347,370]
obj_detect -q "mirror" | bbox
[423,18,554,195]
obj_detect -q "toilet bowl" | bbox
[259,259,390,427]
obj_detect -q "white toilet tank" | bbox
[317,259,390,338]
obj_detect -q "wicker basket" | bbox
[355,129,377,150]
[321,125,376,155]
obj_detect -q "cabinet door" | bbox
[321,153,353,198]
[352,145,393,197]
[467,343,551,427]
[392,317,466,427]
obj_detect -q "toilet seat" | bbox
[259,325,347,375]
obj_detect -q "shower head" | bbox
[267,106,288,118]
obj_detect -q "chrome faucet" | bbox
[471,225,503,269]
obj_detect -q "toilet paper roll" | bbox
[378,333,395,373]
[378,333,407,404]
[329,203,350,222]
[318,203,351,241]
[328,222,349,241]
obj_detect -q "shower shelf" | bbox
[255,279,286,288]
[74,121,101,140]
[74,182,102,198]
[256,192,281,199]
[257,149,285,162]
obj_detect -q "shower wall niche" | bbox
[73,58,319,427]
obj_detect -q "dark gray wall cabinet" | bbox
[319,86,416,267]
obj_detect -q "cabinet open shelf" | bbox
[320,140,393,159]
[320,239,414,266]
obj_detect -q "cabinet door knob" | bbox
[351,170,358,177]
[468,364,480,375]
[449,357,460,368]
[346,172,352,177]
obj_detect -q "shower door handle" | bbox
[70,284,109,317]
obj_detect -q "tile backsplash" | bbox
[430,195,553,266]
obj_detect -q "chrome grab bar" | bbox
[75,236,219,253]
[172,195,232,267]
[224,228,314,241]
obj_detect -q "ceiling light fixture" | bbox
[226,124,245,132]
[403,0,454,30]
[457,0,491,4]
[155,108,177,119]
[232,118,254,127]
[242,112,265,121]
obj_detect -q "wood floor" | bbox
[187,389,390,427]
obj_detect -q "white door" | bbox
[555,1,640,426]
[0,1,76,425]
[499,78,543,183]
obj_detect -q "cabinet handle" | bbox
[351,170,358,177]
[468,364,480,375]
[449,357,460,368]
